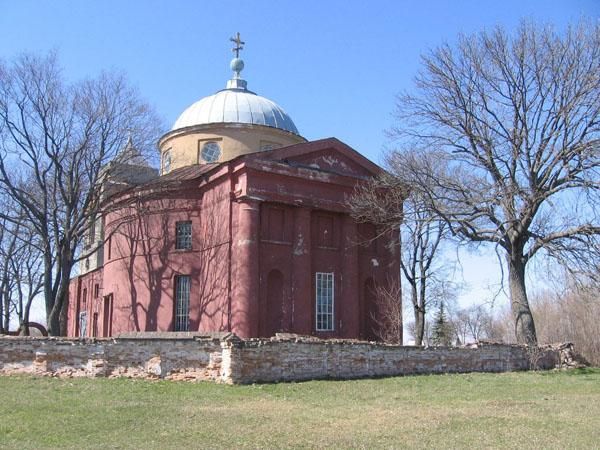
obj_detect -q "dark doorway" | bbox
[102,294,113,337]
[92,313,99,338]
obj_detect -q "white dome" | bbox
[172,88,300,135]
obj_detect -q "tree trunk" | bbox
[2,286,10,333]
[45,247,73,336]
[508,256,537,345]
[47,305,61,336]
[411,283,425,346]
[21,293,33,336]
[47,279,70,336]
[414,307,425,346]
[43,248,57,335]
[59,292,69,336]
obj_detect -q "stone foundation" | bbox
[0,334,574,384]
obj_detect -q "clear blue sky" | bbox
[2,0,597,163]
[2,0,598,323]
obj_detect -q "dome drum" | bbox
[159,122,305,172]
[159,39,304,172]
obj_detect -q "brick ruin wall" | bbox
[0,333,225,382]
[0,334,571,384]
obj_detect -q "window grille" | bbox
[174,275,191,331]
[175,221,192,250]
[79,312,87,338]
[315,272,334,331]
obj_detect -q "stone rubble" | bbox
[0,334,582,384]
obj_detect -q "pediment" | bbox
[288,149,373,177]
[255,138,381,178]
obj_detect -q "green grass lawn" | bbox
[1,369,599,449]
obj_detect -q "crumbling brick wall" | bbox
[0,333,568,384]
[223,336,561,384]
[0,333,225,381]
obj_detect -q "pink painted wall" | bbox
[101,175,232,335]
[67,139,402,342]
[67,267,104,338]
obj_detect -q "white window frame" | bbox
[79,311,87,338]
[175,221,192,250]
[315,272,334,331]
[200,141,221,163]
[174,275,191,331]
[162,149,172,174]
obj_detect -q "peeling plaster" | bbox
[293,234,307,256]
[321,155,349,171]
[371,258,379,267]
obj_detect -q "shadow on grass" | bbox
[538,367,600,376]
[562,367,600,376]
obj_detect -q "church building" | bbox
[67,35,402,341]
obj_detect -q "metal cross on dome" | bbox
[230,32,245,58]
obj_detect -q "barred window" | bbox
[79,312,87,338]
[315,272,334,331]
[174,275,191,331]
[175,221,192,250]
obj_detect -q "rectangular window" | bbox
[79,312,87,338]
[174,275,191,331]
[102,295,113,338]
[315,272,334,331]
[92,313,98,337]
[175,221,192,250]
[94,284,99,298]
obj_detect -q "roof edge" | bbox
[158,122,306,148]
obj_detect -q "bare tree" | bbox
[389,22,600,345]
[0,216,19,333]
[10,225,44,335]
[400,194,448,346]
[368,278,403,344]
[0,53,162,335]
[406,318,432,346]
[486,304,516,343]
[451,304,495,344]
[529,282,600,366]
[349,169,450,346]
[0,194,44,334]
